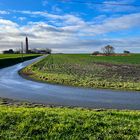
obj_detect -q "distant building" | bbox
[31,48,52,54]
[25,36,29,54]
[3,49,14,54]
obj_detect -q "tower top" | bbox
[25,36,29,54]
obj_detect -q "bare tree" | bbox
[102,45,115,56]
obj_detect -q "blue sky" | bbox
[0,0,140,53]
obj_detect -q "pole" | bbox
[21,42,24,62]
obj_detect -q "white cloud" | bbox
[15,10,85,26]
[79,13,140,36]
[16,10,140,34]
[18,17,26,21]
[87,0,139,13]
[0,10,9,15]
[0,10,140,53]
[0,19,18,26]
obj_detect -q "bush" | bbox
[92,51,100,55]
[124,50,130,54]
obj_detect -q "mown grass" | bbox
[0,54,41,69]
[0,105,140,140]
[22,54,140,91]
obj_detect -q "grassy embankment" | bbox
[22,54,140,91]
[0,54,41,69]
[0,98,140,139]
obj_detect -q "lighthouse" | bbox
[25,36,29,54]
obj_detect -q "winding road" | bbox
[0,56,140,110]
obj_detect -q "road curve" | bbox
[0,56,140,110]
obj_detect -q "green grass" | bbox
[0,105,140,139]
[90,54,140,65]
[0,54,38,59]
[22,54,140,91]
[0,54,41,69]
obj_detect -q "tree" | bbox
[102,45,115,56]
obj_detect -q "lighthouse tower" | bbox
[25,36,29,54]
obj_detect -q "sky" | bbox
[0,0,140,53]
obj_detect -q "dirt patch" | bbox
[93,62,140,82]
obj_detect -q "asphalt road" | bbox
[0,56,140,110]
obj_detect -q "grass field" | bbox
[22,54,140,91]
[0,103,140,139]
[0,54,41,68]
